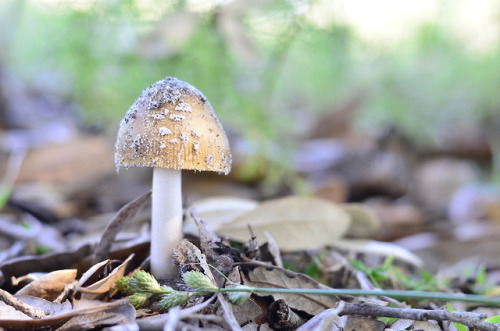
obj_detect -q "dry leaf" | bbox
[183,196,258,236]
[242,323,273,331]
[342,203,381,238]
[56,300,136,331]
[243,266,339,316]
[16,136,115,196]
[389,319,442,330]
[15,269,77,301]
[263,231,283,268]
[388,318,413,330]
[295,306,343,331]
[0,297,133,330]
[343,315,385,331]
[217,196,351,251]
[78,259,110,288]
[173,239,218,285]
[330,239,423,267]
[78,255,133,300]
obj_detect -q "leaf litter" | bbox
[0,193,500,330]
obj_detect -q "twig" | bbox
[0,288,45,319]
[338,302,498,331]
[93,191,151,264]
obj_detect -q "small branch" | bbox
[338,302,497,331]
[0,288,45,319]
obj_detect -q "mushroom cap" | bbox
[115,77,232,174]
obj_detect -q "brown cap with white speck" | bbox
[115,76,232,174]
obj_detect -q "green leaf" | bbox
[451,322,468,331]
[447,303,468,331]
[475,265,486,286]
[0,186,11,210]
[349,259,370,274]
[485,316,500,324]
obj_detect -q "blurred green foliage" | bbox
[2,0,500,185]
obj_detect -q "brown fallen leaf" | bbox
[0,296,134,331]
[226,268,263,326]
[343,315,385,331]
[295,306,343,331]
[16,135,115,196]
[217,196,351,251]
[183,196,258,236]
[77,255,133,300]
[56,299,136,331]
[15,269,77,301]
[414,157,480,216]
[243,265,339,316]
[367,198,425,241]
[342,203,381,238]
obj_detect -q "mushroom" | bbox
[115,77,232,278]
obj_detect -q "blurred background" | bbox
[1,0,500,264]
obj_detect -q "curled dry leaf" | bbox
[15,269,77,301]
[77,254,133,300]
[216,196,351,251]
[243,266,339,316]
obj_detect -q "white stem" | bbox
[151,168,182,278]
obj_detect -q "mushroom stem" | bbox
[151,167,182,278]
